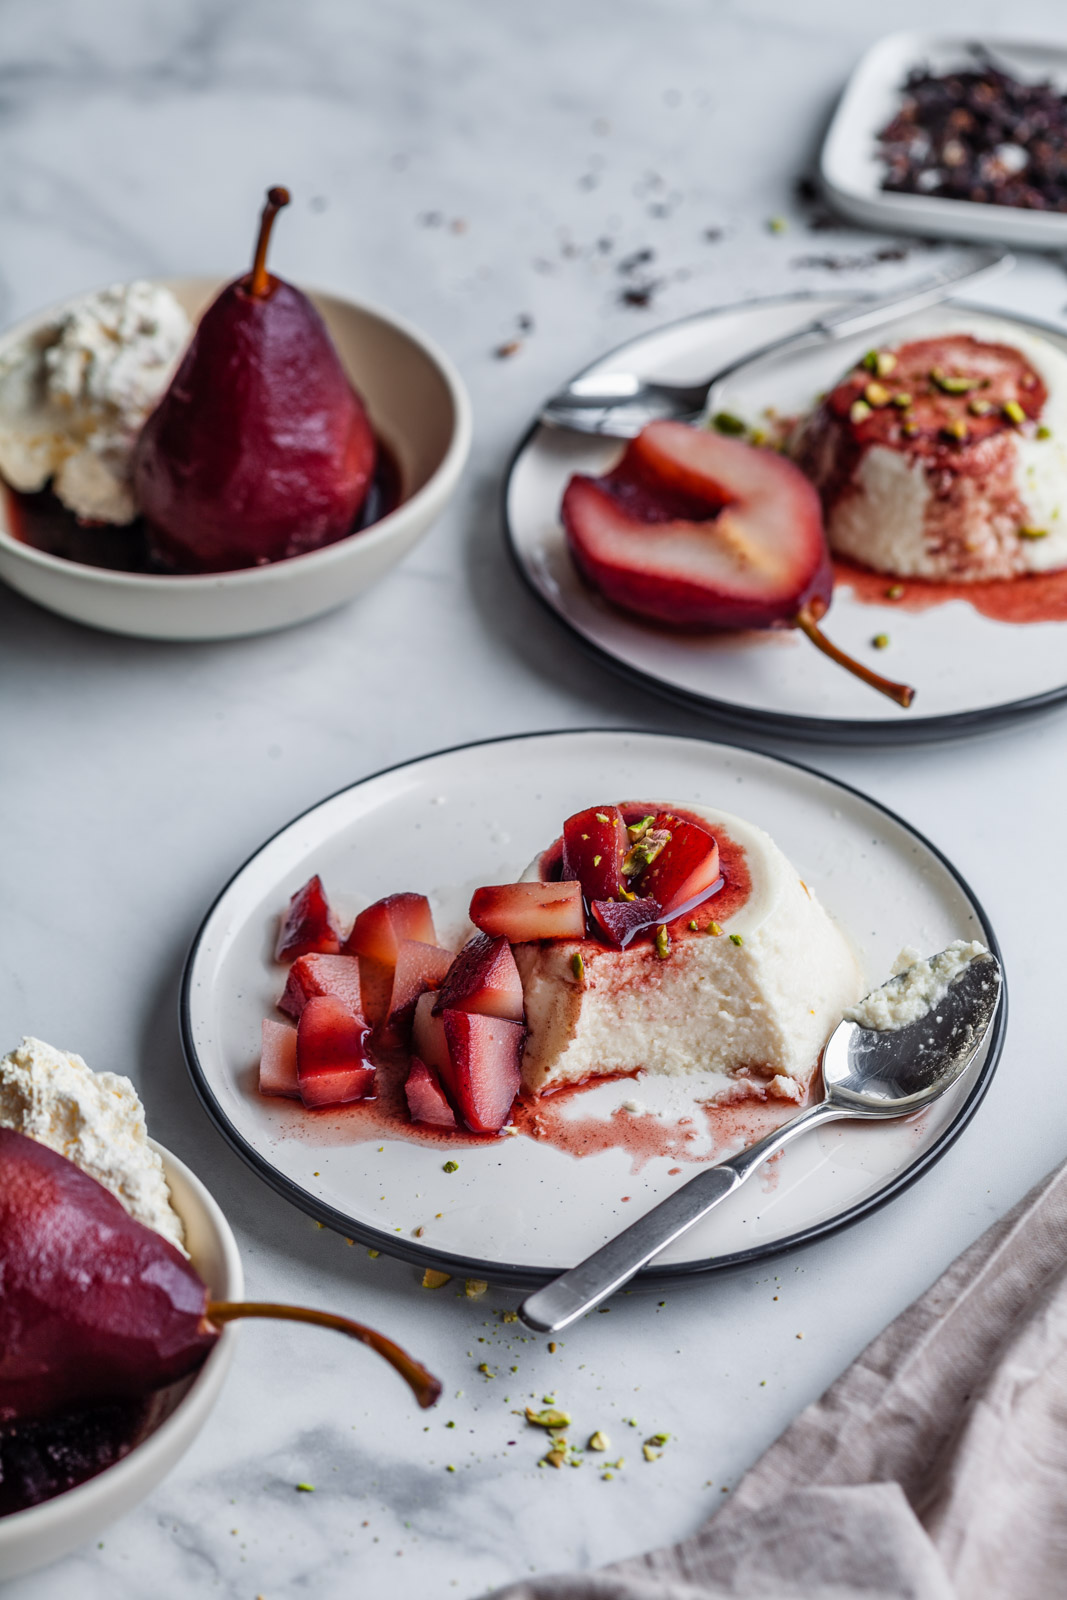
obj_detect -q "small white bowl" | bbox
[0,279,471,640]
[0,1142,243,1580]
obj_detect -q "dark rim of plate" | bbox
[179,727,1007,1292]
[502,290,1067,745]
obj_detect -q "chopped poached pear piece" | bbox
[344,893,437,967]
[381,941,455,1047]
[590,895,664,950]
[561,805,627,904]
[278,953,363,1021]
[259,1018,300,1097]
[404,1058,458,1129]
[0,1130,441,1420]
[296,995,374,1108]
[561,421,914,707]
[438,1010,524,1134]
[433,933,525,1022]
[634,813,721,917]
[412,991,451,1077]
[275,875,341,962]
[469,880,585,942]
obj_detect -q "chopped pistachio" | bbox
[728,932,743,947]
[968,396,994,416]
[422,1268,452,1289]
[627,815,656,842]
[544,1449,567,1469]
[571,951,585,981]
[766,215,787,234]
[712,411,747,436]
[588,1431,610,1452]
[296,1482,316,1492]
[885,584,905,600]
[648,1433,670,1446]
[367,1248,380,1259]
[477,1362,494,1377]
[643,1444,661,1462]
[443,1160,459,1173]
[1037,424,1052,440]
[446,1463,456,1472]
[706,920,723,936]
[592,854,602,867]
[864,381,890,407]
[930,368,979,394]
[466,1279,488,1298]
[622,828,670,877]
[872,633,890,649]
[502,1310,519,1322]
[861,348,897,377]
[942,417,969,442]
[1003,399,1026,426]
[1019,526,1048,540]
[902,419,920,437]
[526,1406,572,1428]
[687,920,699,932]
[655,924,670,960]
[749,427,767,446]
[890,391,912,409]
[849,399,871,424]
[618,887,636,902]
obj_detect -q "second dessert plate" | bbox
[506,294,1067,742]
[181,729,1004,1290]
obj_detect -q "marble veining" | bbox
[3,0,1067,1594]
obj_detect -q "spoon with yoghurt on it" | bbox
[520,941,1001,1334]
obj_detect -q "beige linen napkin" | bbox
[493,1160,1067,1600]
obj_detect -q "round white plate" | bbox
[181,730,1004,1290]
[505,294,1067,742]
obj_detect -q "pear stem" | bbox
[794,604,915,709]
[248,186,291,298]
[204,1300,442,1409]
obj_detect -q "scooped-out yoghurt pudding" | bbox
[512,803,863,1102]
[0,282,190,525]
[795,321,1067,581]
[260,802,865,1134]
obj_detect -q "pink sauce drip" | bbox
[835,556,1067,625]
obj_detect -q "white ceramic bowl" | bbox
[0,279,471,640]
[0,1142,243,1580]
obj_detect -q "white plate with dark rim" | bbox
[820,32,1067,249]
[180,729,1005,1291]
[505,293,1067,744]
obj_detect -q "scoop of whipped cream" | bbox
[847,940,989,1031]
[0,1036,186,1253]
[0,281,189,525]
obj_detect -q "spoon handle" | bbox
[519,1099,843,1333]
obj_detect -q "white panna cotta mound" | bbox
[514,804,864,1102]
[797,318,1067,582]
[0,1035,186,1253]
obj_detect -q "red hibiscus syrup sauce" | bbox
[834,557,1067,625]
[2,438,401,575]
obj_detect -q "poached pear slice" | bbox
[134,187,378,572]
[562,421,914,707]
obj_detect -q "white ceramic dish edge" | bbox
[821,32,1067,248]
[0,1141,243,1582]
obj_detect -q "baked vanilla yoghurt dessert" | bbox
[511,803,863,1102]
[0,281,190,525]
[795,319,1067,581]
[0,1035,185,1252]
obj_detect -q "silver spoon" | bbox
[540,248,1013,437]
[519,946,1002,1334]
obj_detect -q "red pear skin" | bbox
[134,192,377,572]
[0,1130,215,1425]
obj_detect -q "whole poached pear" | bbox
[134,188,377,572]
[0,1128,439,1431]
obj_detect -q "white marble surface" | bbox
[3,1,1067,1594]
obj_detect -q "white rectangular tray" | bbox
[820,31,1067,249]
